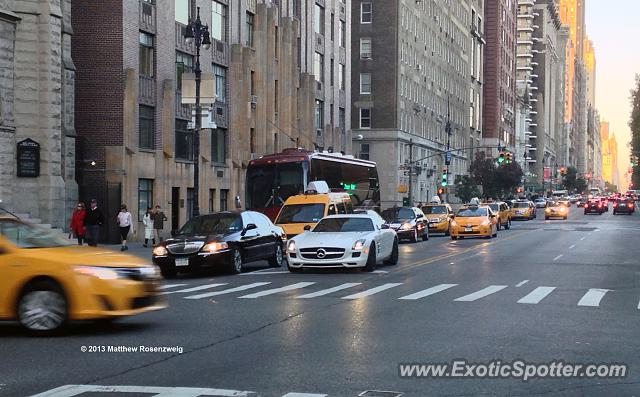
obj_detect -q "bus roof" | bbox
[248,148,376,168]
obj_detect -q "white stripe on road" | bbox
[240,270,290,275]
[281,393,328,397]
[553,254,563,261]
[238,282,316,299]
[517,287,556,304]
[184,282,272,299]
[569,244,576,249]
[580,237,586,241]
[453,285,508,302]
[159,283,227,295]
[515,280,529,287]
[29,385,256,397]
[296,283,362,299]
[398,284,458,300]
[341,283,403,300]
[158,283,189,290]
[577,288,611,307]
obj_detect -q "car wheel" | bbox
[17,280,67,335]
[410,228,418,243]
[268,244,284,268]
[228,249,243,274]
[364,243,377,272]
[545,216,549,220]
[505,219,511,230]
[451,235,458,240]
[384,238,399,266]
[422,228,429,241]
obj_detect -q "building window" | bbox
[314,3,324,35]
[274,26,279,58]
[315,100,324,132]
[330,59,334,86]
[361,2,372,24]
[339,20,346,48]
[360,73,371,94]
[139,32,154,77]
[359,143,370,160]
[213,64,226,102]
[139,105,155,150]
[360,38,371,59]
[314,52,324,82]
[339,63,345,90]
[250,70,255,95]
[274,80,279,113]
[211,1,227,42]
[138,179,153,222]
[209,189,216,213]
[211,128,227,163]
[176,51,193,91]
[175,0,189,24]
[220,189,228,211]
[187,188,194,220]
[175,119,193,160]
[360,108,371,129]
[330,13,335,41]
[246,12,254,47]
[339,107,345,130]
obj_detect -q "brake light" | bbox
[613,203,618,208]
[630,203,634,208]
[598,203,603,208]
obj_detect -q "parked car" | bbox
[286,214,398,272]
[152,211,286,277]
[380,206,428,242]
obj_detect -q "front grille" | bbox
[300,247,345,260]
[167,241,204,255]
[131,296,158,309]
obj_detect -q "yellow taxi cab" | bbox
[544,200,569,220]
[510,200,536,220]
[483,201,512,230]
[275,181,353,239]
[0,216,166,334]
[421,203,454,235]
[450,201,498,240]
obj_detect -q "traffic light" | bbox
[441,169,448,187]
[497,151,505,165]
[505,152,512,164]
[437,187,445,195]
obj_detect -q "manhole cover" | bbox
[358,391,404,397]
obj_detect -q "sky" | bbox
[585,0,640,189]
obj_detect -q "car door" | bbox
[252,212,278,260]
[0,220,32,318]
[238,212,261,262]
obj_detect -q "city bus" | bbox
[246,149,380,221]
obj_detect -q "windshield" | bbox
[276,204,325,224]
[0,220,73,248]
[313,217,375,232]
[513,202,530,208]
[422,206,447,214]
[456,207,489,217]
[487,204,499,212]
[177,214,243,235]
[246,162,306,208]
[381,207,414,222]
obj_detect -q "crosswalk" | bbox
[154,280,638,310]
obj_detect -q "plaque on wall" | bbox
[17,138,40,177]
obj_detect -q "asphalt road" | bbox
[3,206,640,397]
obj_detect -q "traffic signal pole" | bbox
[408,139,413,206]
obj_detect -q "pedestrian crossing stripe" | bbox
[159,281,621,307]
[30,384,257,397]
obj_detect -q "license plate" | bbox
[175,257,189,267]
[465,227,473,232]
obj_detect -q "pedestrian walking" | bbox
[143,207,155,247]
[84,199,104,247]
[153,205,167,242]
[69,201,86,245]
[116,204,134,251]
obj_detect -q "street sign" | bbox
[445,150,452,165]
[16,138,40,177]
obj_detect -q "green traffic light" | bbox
[441,181,447,187]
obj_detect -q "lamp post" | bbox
[184,6,211,218]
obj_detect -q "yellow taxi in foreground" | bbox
[450,205,498,240]
[544,200,569,220]
[483,202,512,230]
[0,217,166,334]
[421,203,454,235]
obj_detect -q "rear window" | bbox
[513,202,529,208]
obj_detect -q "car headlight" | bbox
[545,208,551,212]
[75,266,119,280]
[481,219,490,226]
[287,240,297,253]
[201,242,229,253]
[450,220,457,227]
[353,239,366,250]
[152,246,168,256]
[400,222,412,230]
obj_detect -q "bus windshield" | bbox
[246,162,306,208]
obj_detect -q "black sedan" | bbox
[613,199,635,215]
[583,199,604,215]
[152,211,285,277]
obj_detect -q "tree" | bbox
[562,167,579,191]
[575,177,588,194]
[605,181,619,193]
[495,161,524,196]
[469,156,498,199]
[456,175,481,203]
[630,75,640,189]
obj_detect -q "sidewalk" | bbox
[104,243,154,261]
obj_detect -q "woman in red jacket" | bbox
[69,201,86,245]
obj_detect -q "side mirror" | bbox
[241,223,257,236]
[449,214,455,219]
[381,224,390,229]
[417,213,424,219]
[490,214,496,218]
[303,225,312,231]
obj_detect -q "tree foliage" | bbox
[456,175,481,203]
[562,166,579,191]
[468,156,523,199]
[631,75,640,189]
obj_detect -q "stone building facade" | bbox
[0,0,77,229]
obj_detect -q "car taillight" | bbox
[613,203,618,208]
[598,203,602,208]
[630,203,634,208]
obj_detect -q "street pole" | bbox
[523,152,527,197]
[554,161,558,191]
[445,97,451,203]
[408,138,413,206]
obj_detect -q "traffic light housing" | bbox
[441,169,448,187]
[505,152,512,164]
[497,152,505,165]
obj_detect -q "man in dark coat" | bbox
[84,199,105,246]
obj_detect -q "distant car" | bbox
[583,199,604,215]
[511,201,536,220]
[484,202,512,230]
[152,211,286,277]
[545,201,568,220]
[613,199,635,215]
[380,206,428,242]
[534,198,547,208]
[421,203,454,235]
[558,197,571,207]
[286,214,398,272]
[0,216,165,334]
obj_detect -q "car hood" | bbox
[16,246,149,268]
[293,231,374,248]
[452,217,488,226]
[163,234,227,245]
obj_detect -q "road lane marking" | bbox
[373,270,389,273]
[240,270,290,275]
[282,393,328,397]
[553,254,563,261]
[517,287,556,304]
[580,237,586,241]
[341,283,403,300]
[398,284,458,300]
[238,282,316,299]
[29,385,257,397]
[577,289,611,307]
[453,285,508,302]
[158,283,189,290]
[296,283,362,298]
[569,244,576,249]
[515,280,529,287]
[159,283,227,295]
[184,282,272,299]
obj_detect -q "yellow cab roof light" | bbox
[305,181,330,195]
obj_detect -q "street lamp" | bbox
[184,6,211,218]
